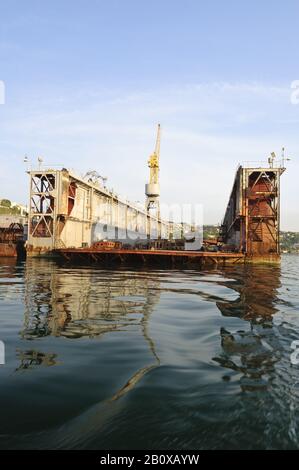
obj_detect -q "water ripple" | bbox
[0,255,298,449]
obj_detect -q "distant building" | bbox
[0,199,28,217]
[11,202,28,216]
[0,215,27,229]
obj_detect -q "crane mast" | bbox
[145,124,161,219]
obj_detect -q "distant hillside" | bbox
[0,199,27,216]
[203,225,220,240]
[280,231,299,253]
[203,225,299,253]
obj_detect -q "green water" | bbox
[0,255,298,449]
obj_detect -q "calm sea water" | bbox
[0,255,298,450]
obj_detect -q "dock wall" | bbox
[221,165,285,263]
[27,169,176,256]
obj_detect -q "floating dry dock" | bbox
[26,157,286,264]
[55,247,245,267]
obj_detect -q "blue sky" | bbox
[0,0,298,229]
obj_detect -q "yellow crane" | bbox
[148,123,160,184]
[145,124,161,218]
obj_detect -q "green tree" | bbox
[0,199,11,208]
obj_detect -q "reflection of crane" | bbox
[145,124,161,218]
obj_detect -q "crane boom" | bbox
[155,123,161,161]
[148,123,161,172]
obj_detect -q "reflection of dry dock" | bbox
[55,247,245,267]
